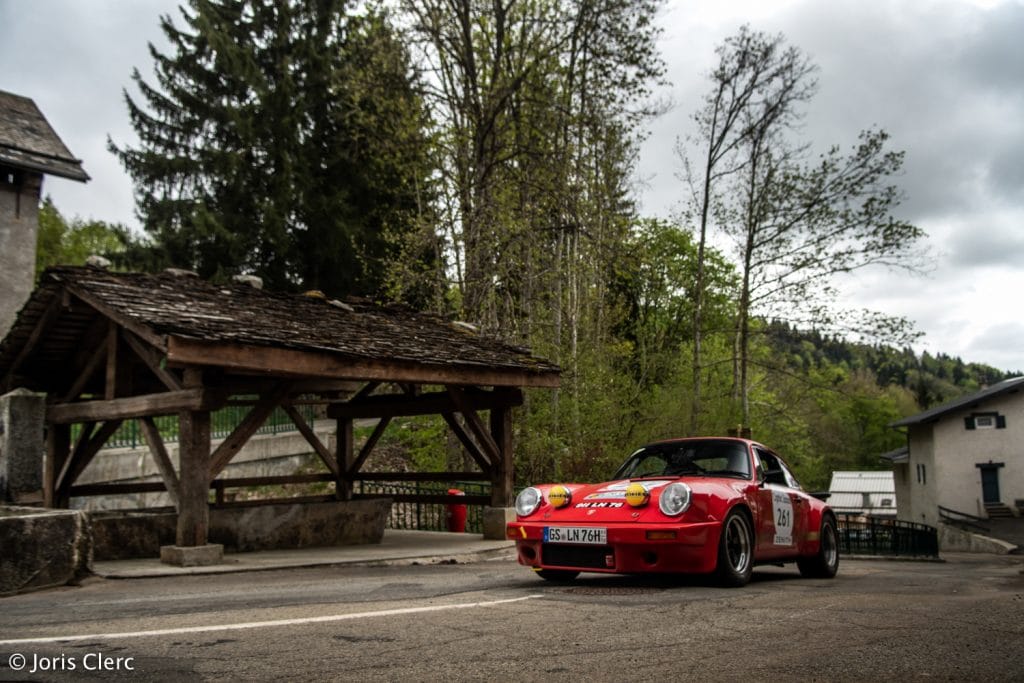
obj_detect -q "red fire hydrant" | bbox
[446,488,467,533]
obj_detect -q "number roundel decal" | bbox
[625,482,650,507]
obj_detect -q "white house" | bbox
[827,471,896,518]
[887,377,1024,527]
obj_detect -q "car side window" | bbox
[756,449,796,488]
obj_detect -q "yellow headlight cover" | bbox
[625,482,650,507]
[548,485,572,508]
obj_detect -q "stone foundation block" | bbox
[481,506,515,540]
[160,543,225,567]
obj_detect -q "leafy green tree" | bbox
[678,25,814,434]
[111,0,436,298]
[35,197,128,276]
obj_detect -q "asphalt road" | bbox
[1,554,1022,682]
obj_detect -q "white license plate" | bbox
[543,526,607,544]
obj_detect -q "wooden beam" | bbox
[446,386,501,464]
[44,423,70,508]
[337,418,354,500]
[68,287,167,352]
[62,340,107,402]
[138,416,181,508]
[177,409,210,547]
[48,388,221,424]
[166,337,561,388]
[209,383,291,477]
[4,290,64,386]
[327,388,523,419]
[282,404,337,476]
[104,323,119,400]
[345,417,392,477]
[440,412,493,473]
[353,492,491,506]
[353,471,490,482]
[490,404,514,507]
[56,420,123,502]
[122,330,182,391]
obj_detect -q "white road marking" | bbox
[0,595,543,646]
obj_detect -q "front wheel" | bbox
[798,514,839,578]
[536,569,579,582]
[715,509,754,587]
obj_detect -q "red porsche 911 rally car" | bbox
[507,437,838,587]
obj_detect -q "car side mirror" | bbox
[757,466,767,487]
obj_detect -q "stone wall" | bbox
[0,173,42,336]
[0,506,92,595]
[0,388,45,505]
[91,497,391,560]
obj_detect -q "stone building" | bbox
[0,90,89,335]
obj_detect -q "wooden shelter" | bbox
[0,266,560,550]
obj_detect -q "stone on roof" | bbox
[0,90,89,182]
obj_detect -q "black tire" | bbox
[715,509,754,587]
[536,569,580,582]
[798,514,839,579]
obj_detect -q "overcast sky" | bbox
[2,0,1022,373]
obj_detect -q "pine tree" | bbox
[110,0,436,298]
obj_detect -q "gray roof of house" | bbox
[828,470,895,494]
[890,376,1024,427]
[879,446,909,463]
[0,90,89,181]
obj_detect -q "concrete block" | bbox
[0,506,92,595]
[481,506,515,540]
[0,388,45,503]
[92,498,392,560]
[160,543,224,567]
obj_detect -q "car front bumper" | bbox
[506,520,722,574]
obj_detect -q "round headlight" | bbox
[625,482,650,507]
[548,485,572,508]
[515,487,543,516]
[659,482,692,516]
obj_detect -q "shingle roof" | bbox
[0,90,89,181]
[890,377,1024,427]
[0,266,560,391]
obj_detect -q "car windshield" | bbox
[613,440,752,480]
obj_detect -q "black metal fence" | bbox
[86,403,319,450]
[356,480,492,533]
[837,514,939,558]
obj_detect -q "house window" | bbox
[965,412,1006,430]
[916,463,927,485]
[881,498,893,507]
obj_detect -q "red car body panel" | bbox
[507,437,833,577]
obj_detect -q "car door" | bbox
[752,448,806,559]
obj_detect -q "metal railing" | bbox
[85,403,319,450]
[938,505,990,533]
[837,514,939,557]
[355,480,492,533]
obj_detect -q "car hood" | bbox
[524,477,748,524]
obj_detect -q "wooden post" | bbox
[176,368,210,547]
[177,409,210,546]
[44,424,71,508]
[337,417,354,500]
[489,404,514,507]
